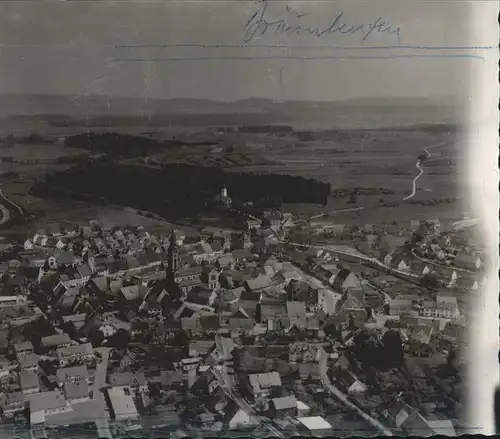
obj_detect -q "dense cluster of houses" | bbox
[0,214,473,437]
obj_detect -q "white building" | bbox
[107,386,140,421]
[27,391,71,425]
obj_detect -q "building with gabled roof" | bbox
[270,395,298,418]
[27,390,71,425]
[246,372,282,398]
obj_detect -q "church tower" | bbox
[221,185,228,198]
[166,229,179,284]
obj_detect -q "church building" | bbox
[213,185,232,209]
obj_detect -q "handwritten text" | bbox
[243,1,401,44]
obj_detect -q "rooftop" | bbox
[27,390,67,413]
[297,416,333,431]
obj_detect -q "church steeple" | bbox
[166,229,179,283]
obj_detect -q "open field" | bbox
[0,95,468,237]
[0,125,467,236]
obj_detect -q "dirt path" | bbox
[402,142,449,201]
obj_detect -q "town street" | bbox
[291,264,343,313]
[321,374,394,436]
[92,347,112,439]
[220,386,285,438]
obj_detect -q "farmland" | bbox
[0,96,468,236]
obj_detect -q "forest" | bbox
[31,163,331,221]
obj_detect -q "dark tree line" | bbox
[31,162,331,220]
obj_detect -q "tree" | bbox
[382,330,404,367]
[61,321,78,339]
[172,330,189,347]
[106,329,130,349]
[421,273,439,289]
[88,329,105,347]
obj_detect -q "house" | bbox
[410,261,431,276]
[260,302,287,323]
[131,320,150,339]
[192,242,224,264]
[286,301,307,321]
[119,284,148,302]
[13,341,34,357]
[228,308,255,333]
[41,333,72,351]
[217,287,243,310]
[336,369,367,396]
[265,212,282,229]
[0,305,41,326]
[232,248,253,263]
[62,314,87,331]
[63,380,90,404]
[427,419,457,436]
[76,264,92,283]
[391,254,411,272]
[223,399,258,430]
[216,254,235,270]
[20,370,40,394]
[270,395,298,418]
[296,416,333,437]
[18,353,40,372]
[108,371,147,392]
[246,372,282,398]
[297,400,311,417]
[243,274,273,292]
[56,365,89,386]
[386,398,435,436]
[389,299,415,316]
[55,250,75,266]
[57,343,94,367]
[454,252,482,271]
[107,386,140,421]
[447,270,458,288]
[0,391,25,418]
[289,342,326,363]
[246,218,262,231]
[329,268,362,294]
[199,315,220,333]
[190,368,221,396]
[436,294,460,319]
[27,391,71,425]
[346,308,369,328]
[160,369,184,388]
[207,335,238,365]
[189,340,215,358]
[238,290,261,317]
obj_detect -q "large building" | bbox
[107,386,140,421]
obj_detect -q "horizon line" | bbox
[0,93,460,102]
[112,53,486,62]
[114,43,498,51]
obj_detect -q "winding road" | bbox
[0,203,10,225]
[403,160,425,201]
[402,142,448,201]
[0,185,26,225]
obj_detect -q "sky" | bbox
[0,0,495,102]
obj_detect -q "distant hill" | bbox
[0,94,461,130]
